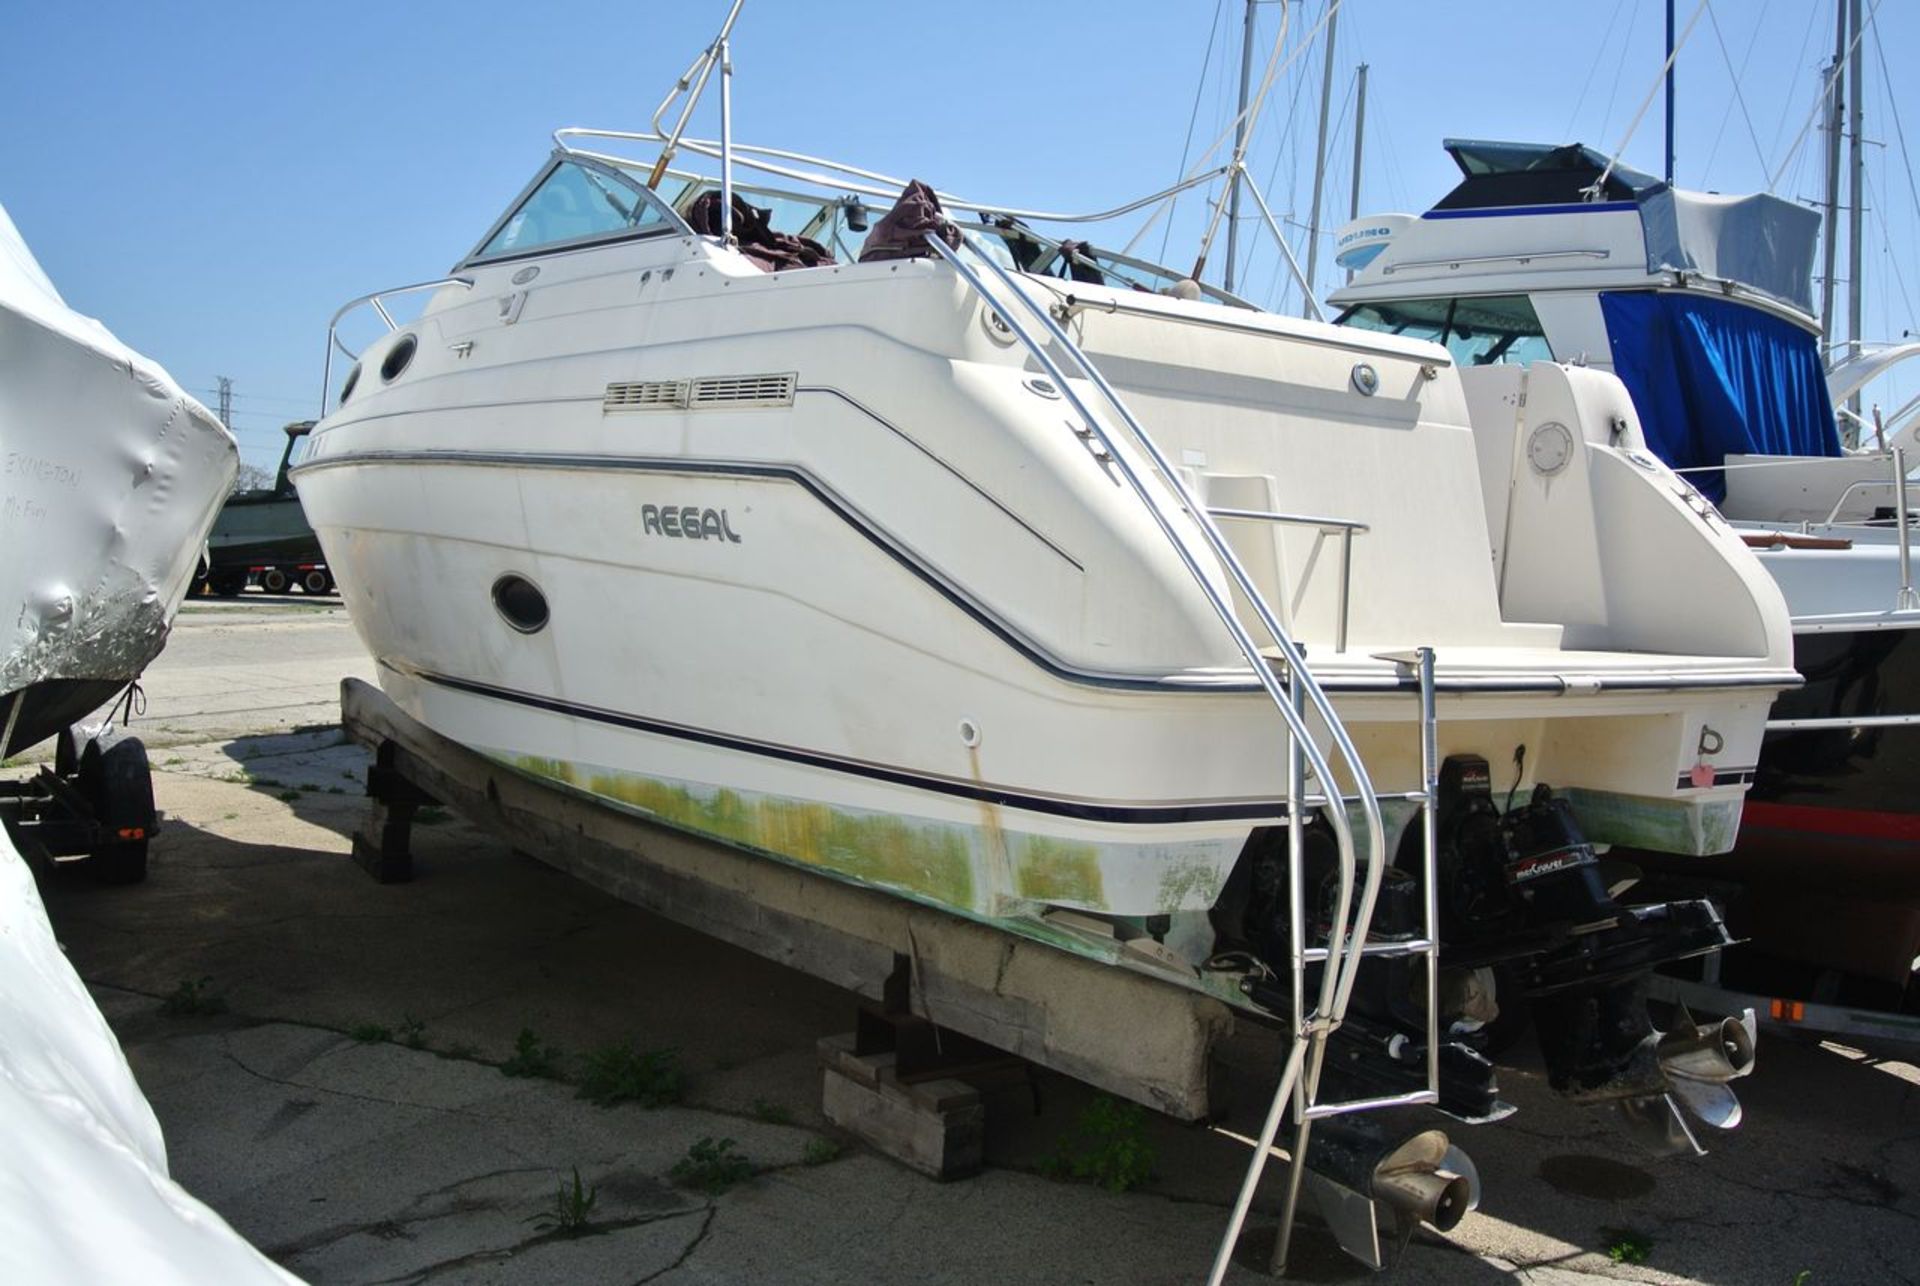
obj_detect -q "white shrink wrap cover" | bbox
[0,830,301,1284]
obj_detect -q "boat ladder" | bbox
[928,232,1445,1277]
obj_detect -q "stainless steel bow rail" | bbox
[927,231,1445,1278]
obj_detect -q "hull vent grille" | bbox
[603,380,689,412]
[689,372,797,409]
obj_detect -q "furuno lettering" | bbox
[641,503,742,543]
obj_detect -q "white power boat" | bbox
[0,201,237,757]
[1331,139,1920,1024]
[296,11,1783,1267]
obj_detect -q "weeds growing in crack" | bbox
[438,1041,481,1062]
[1040,1095,1154,1194]
[578,1042,681,1107]
[397,1015,428,1049]
[501,1027,564,1080]
[527,1168,598,1237]
[672,1138,753,1195]
[160,977,228,1017]
[802,1138,842,1167]
[751,1098,792,1125]
[350,1022,392,1044]
[414,805,451,826]
[1602,1228,1654,1265]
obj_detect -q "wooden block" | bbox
[818,1032,897,1088]
[822,1061,983,1181]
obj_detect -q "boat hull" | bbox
[0,217,238,756]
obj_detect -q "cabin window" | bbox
[1338,294,1553,367]
[473,160,675,263]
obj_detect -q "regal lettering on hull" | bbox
[641,504,742,543]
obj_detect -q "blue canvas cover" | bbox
[1600,292,1838,502]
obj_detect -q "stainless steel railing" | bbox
[924,231,1441,1281]
[1206,507,1369,654]
[317,277,474,417]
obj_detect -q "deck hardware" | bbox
[957,719,981,748]
[511,265,541,285]
[1023,377,1060,399]
[1350,363,1379,397]
[450,341,475,359]
[980,305,1016,345]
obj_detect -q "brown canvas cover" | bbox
[857,179,961,263]
[689,191,836,272]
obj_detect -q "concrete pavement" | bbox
[23,601,1920,1284]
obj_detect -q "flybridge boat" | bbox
[296,13,1785,1270]
[1331,140,1920,1024]
[1,201,236,760]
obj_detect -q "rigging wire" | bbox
[1592,0,1709,195]
[1768,0,1885,191]
[1869,17,1920,255]
[1597,0,1647,146]
[1564,0,1632,140]
[1156,0,1228,267]
[1764,0,1821,163]
[1699,0,1771,182]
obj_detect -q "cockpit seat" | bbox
[689,191,836,272]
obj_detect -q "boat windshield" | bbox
[1337,295,1554,366]
[469,158,679,264]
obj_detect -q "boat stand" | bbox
[339,677,1236,1126]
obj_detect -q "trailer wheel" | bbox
[85,738,154,885]
[259,567,291,594]
[299,569,332,595]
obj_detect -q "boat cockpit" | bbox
[457,145,1255,309]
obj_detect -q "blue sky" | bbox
[4,0,1914,472]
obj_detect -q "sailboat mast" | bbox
[1846,0,1865,418]
[1821,0,1846,346]
[1346,62,1367,284]
[1224,0,1257,295]
[1664,0,1676,183]
[1301,0,1339,318]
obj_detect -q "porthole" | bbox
[491,573,550,634]
[380,333,418,383]
[338,362,361,405]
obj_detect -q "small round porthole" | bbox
[491,573,550,634]
[338,362,361,405]
[1350,362,1380,396]
[380,333,418,383]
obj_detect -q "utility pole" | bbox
[1301,0,1339,317]
[1820,0,1846,348]
[1846,0,1865,421]
[1224,0,1257,296]
[216,376,233,431]
[1346,63,1368,283]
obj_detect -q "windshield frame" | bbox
[458,152,692,270]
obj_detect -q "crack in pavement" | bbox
[358,1204,714,1286]
[216,1034,522,1124]
[630,1205,716,1285]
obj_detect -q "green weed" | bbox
[577,1042,682,1107]
[1603,1229,1654,1265]
[751,1098,793,1125]
[414,805,450,826]
[397,1015,428,1049]
[1040,1095,1154,1193]
[349,1022,391,1044]
[527,1167,597,1237]
[802,1137,842,1167]
[671,1137,753,1195]
[501,1027,563,1080]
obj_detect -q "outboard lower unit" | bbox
[1427,754,1756,1147]
[1217,752,1758,1170]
